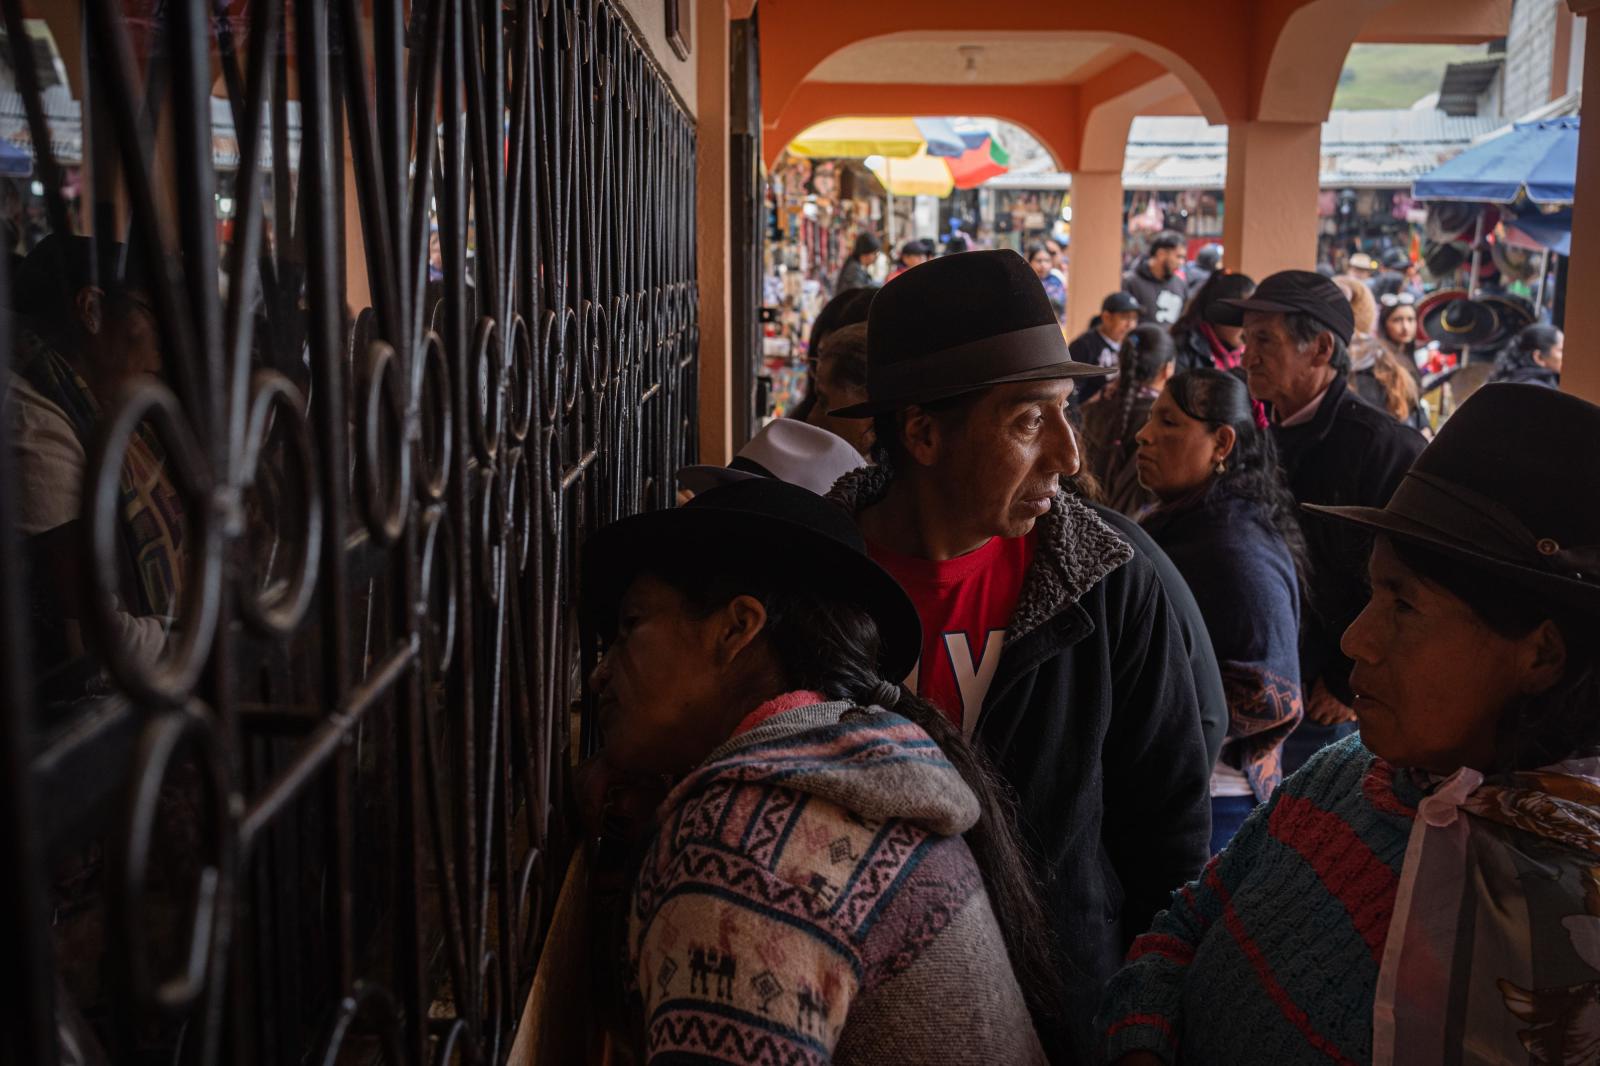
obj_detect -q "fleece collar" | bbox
[828,464,1133,645]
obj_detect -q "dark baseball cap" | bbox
[1101,292,1141,314]
[1209,269,1355,344]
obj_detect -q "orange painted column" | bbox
[1066,171,1125,342]
[695,0,734,465]
[1223,120,1322,281]
[1561,5,1600,404]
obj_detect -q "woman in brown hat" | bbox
[1102,383,1600,1066]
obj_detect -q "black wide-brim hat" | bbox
[579,478,923,681]
[1305,384,1600,613]
[830,248,1108,418]
[1421,296,1501,350]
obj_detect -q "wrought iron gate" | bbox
[0,0,698,1062]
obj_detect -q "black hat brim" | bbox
[579,506,924,681]
[829,359,1112,418]
[1303,503,1600,613]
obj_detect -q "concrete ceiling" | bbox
[807,32,1129,86]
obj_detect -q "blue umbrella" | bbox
[0,139,31,178]
[913,117,966,159]
[1412,116,1577,205]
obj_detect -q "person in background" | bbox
[943,232,970,255]
[1214,271,1424,773]
[1134,369,1306,852]
[6,234,182,701]
[1376,291,1424,383]
[1068,291,1141,407]
[1027,241,1067,315]
[1345,250,1378,283]
[1079,324,1175,519]
[1185,243,1222,298]
[1102,385,1600,1066]
[1335,275,1424,431]
[1172,271,1255,373]
[789,286,875,423]
[1123,230,1189,326]
[1369,248,1411,301]
[834,230,881,293]
[582,479,1051,1065]
[1044,237,1068,287]
[888,238,932,280]
[1491,323,1564,388]
[802,322,874,455]
[827,250,1211,1062]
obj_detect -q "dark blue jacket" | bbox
[1143,489,1304,799]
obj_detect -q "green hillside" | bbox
[1334,43,1494,110]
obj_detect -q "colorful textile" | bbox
[1374,758,1600,1065]
[867,532,1033,734]
[13,328,187,618]
[1099,735,1418,1065]
[628,700,1045,1065]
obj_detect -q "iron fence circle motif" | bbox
[236,370,323,638]
[85,378,224,709]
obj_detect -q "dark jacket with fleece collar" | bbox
[830,468,1212,1063]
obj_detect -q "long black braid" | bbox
[1112,324,1176,446]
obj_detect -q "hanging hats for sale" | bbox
[1421,296,1502,351]
[1415,289,1466,343]
[1424,202,1489,244]
[1422,240,1467,279]
[1479,294,1535,342]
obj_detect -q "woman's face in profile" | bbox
[1341,538,1555,774]
[589,575,728,775]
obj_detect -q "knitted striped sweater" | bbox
[1099,734,1423,1065]
[629,700,1045,1065]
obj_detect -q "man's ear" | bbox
[75,286,104,336]
[710,594,768,670]
[1307,331,1336,369]
[899,405,942,468]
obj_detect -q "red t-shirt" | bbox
[868,532,1035,734]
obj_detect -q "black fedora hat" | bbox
[1421,297,1501,351]
[579,478,923,681]
[830,249,1108,418]
[1305,384,1600,612]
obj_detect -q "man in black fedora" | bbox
[1212,270,1425,770]
[827,248,1211,1060]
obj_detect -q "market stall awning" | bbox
[914,117,966,159]
[788,117,929,159]
[1412,116,1578,205]
[866,150,954,197]
[947,131,1010,189]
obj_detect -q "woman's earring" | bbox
[1214,460,1227,475]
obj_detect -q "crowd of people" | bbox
[574,238,1600,1065]
[13,209,1597,1065]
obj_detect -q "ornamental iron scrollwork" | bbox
[0,0,698,1062]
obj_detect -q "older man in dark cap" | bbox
[827,249,1211,1061]
[1213,270,1425,770]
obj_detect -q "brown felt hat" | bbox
[1305,384,1600,612]
[829,249,1109,418]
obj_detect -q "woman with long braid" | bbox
[1079,323,1176,517]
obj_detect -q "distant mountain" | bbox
[1334,44,1492,110]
